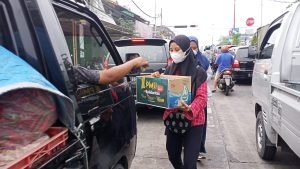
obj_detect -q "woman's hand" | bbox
[179,100,191,112]
[151,71,161,78]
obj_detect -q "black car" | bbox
[230,46,256,81]
[0,0,136,168]
[114,38,170,74]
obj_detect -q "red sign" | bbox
[246,17,255,26]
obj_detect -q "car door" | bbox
[52,3,136,168]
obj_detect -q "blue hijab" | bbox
[189,36,210,71]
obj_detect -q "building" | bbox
[101,0,153,39]
[153,26,175,40]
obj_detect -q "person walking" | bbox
[189,36,211,160]
[152,35,207,169]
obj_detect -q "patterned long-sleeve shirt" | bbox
[163,81,207,126]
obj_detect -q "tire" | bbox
[113,164,125,169]
[256,111,277,160]
[225,86,229,96]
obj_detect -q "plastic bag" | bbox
[0,89,57,152]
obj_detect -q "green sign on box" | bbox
[136,75,191,109]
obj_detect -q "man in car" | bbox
[212,46,234,92]
[73,56,148,85]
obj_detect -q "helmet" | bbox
[221,45,229,53]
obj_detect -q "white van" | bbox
[252,3,300,160]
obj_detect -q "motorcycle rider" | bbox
[212,45,234,92]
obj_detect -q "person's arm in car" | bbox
[99,57,148,84]
[73,57,148,85]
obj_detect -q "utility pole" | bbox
[233,0,236,29]
[261,0,263,26]
[154,0,157,38]
[160,8,162,26]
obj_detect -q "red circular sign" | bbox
[246,17,255,26]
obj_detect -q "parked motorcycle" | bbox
[217,69,234,96]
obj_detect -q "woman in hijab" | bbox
[152,35,207,169]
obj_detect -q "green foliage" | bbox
[118,18,135,34]
[251,34,258,46]
[218,36,231,45]
[232,33,241,46]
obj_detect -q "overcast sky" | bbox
[116,0,294,45]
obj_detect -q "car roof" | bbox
[114,38,168,47]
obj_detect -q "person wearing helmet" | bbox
[212,45,234,92]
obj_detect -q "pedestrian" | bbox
[189,36,211,160]
[212,45,234,92]
[152,35,207,169]
[189,36,210,71]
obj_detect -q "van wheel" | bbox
[256,111,277,160]
[113,164,125,169]
[225,86,229,96]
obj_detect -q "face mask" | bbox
[193,50,198,55]
[170,48,190,64]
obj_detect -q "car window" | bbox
[0,4,14,52]
[260,24,281,59]
[54,7,112,70]
[117,45,167,63]
[236,48,248,58]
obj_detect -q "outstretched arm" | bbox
[99,57,148,84]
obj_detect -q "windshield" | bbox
[116,45,167,63]
[236,48,248,58]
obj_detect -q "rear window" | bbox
[236,48,248,58]
[116,45,167,63]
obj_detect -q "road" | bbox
[130,82,300,169]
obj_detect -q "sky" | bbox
[115,0,295,46]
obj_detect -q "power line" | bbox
[129,0,158,19]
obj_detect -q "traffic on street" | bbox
[0,0,300,169]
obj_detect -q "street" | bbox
[131,82,300,169]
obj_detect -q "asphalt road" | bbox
[130,81,300,169]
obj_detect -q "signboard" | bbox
[246,17,255,27]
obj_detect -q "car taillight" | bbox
[224,70,232,75]
[131,38,145,43]
[233,59,240,68]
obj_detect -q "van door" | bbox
[253,22,282,116]
[53,4,136,168]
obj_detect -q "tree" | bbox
[232,33,241,46]
[118,18,135,34]
[218,36,231,45]
[251,34,258,46]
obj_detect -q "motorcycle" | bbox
[217,69,234,96]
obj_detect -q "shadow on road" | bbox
[235,79,252,86]
[137,106,164,120]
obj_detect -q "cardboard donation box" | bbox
[136,75,191,109]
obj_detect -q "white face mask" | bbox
[193,50,198,55]
[170,48,190,64]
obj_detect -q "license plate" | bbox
[223,75,230,78]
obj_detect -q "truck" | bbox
[252,3,300,160]
[0,0,137,168]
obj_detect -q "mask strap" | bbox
[184,47,191,55]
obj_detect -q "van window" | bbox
[54,7,112,70]
[260,25,281,59]
[0,4,13,51]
